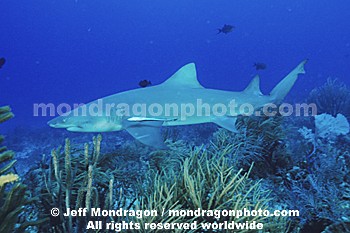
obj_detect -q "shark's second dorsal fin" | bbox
[244,75,262,95]
[161,63,204,89]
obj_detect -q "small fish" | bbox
[217,24,234,34]
[139,80,152,88]
[254,62,267,70]
[0,57,6,69]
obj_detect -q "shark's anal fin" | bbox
[212,116,238,133]
[123,119,168,149]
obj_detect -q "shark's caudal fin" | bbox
[270,60,307,103]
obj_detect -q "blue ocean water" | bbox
[1,2,350,232]
[1,0,350,128]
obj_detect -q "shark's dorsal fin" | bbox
[244,75,262,95]
[161,63,204,88]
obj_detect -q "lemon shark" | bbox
[48,60,307,148]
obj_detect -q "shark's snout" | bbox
[48,115,122,132]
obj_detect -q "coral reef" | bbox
[314,113,349,140]
[203,111,350,232]
[134,144,289,232]
[271,113,350,232]
[0,173,19,186]
[298,113,349,169]
[28,135,123,232]
[280,148,350,232]
[211,115,292,179]
[307,78,350,118]
[0,106,43,232]
[5,77,350,232]
[0,105,14,123]
[23,128,294,232]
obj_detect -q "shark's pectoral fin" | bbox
[212,116,238,133]
[123,120,168,149]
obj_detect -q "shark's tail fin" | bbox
[270,60,307,103]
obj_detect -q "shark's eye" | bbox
[62,117,71,123]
